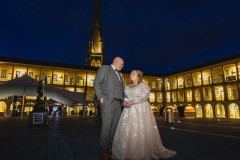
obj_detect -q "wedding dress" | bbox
[112,82,176,160]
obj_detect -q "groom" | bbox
[93,57,124,160]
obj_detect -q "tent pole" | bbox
[21,88,25,119]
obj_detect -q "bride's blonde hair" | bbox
[129,70,143,84]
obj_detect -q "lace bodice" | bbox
[125,82,150,104]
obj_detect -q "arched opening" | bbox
[215,103,226,118]
[184,105,195,118]
[195,104,203,118]
[0,101,7,116]
[177,105,185,117]
[24,102,35,115]
[86,103,96,116]
[204,104,213,118]
[228,103,239,119]
[163,105,178,118]
[151,105,159,112]
[10,101,21,115]
[96,60,101,67]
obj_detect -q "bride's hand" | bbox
[124,100,134,108]
[124,101,129,108]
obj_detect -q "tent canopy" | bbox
[0,75,87,106]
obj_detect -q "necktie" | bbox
[115,69,121,82]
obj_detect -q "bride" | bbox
[112,70,177,160]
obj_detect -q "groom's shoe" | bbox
[100,151,110,160]
[107,150,112,155]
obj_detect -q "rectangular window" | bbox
[35,75,40,81]
[76,76,80,83]
[29,72,33,77]
[65,75,69,82]
[156,92,162,102]
[224,64,237,82]
[149,93,155,102]
[1,70,6,78]
[194,89,201,101]
[16,71,20,77]
[70,78,75,85]
[53,74,57,81]
[41,73,46,80]
[185,75,192,87]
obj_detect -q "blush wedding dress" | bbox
[112,82,177,160]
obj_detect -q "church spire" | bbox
[86,0,104,67]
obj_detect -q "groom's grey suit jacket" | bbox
[93,65,124,106]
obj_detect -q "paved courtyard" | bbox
[0,115,240,160]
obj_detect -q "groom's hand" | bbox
[100,98,104,104]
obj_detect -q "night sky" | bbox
[1,0,240,74]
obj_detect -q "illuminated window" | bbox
[195,104,203,118]
[29,72,33,78]
[1,70,6,78]
[194,89,201,101]
[76,76,80,83]
[186,89,192,102]
[192,72,201,86]
[70,78,75,85]
[215,103,226,118]
[178,76,184,88]
[53,74,57,81]
[227,84,238,100]
[205,104,213,118]
[87,74,95,87]
[223,64,237,82]
[203,87,212,101]
[149,93,155,102]
[202,70,211,85]
[228,103,239,119]
[212,67,223,83]
[178,90,184,102]
[165,92,170,102]
[91,60,96,67]
[0,102,6,112]
[16,71,20,77]
[142,78,148,84]
[65,75,69,82]
[214,86,224,101]
[170,77,177,89]
[151,81,156,89]
[156,78,163,91]
[184,106,195,117]
[164,79,170,91]
[172,91,177,102]
[185,74,192,87]
[156,92,162,102]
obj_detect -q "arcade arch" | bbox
[204,104,213,118]
[228,103,239,119]
[195,104,203,118]
[215,103,226,118]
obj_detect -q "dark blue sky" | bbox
[1,0,240,74]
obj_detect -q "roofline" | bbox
[164,53,240,76]
[1,53,240,77]
[0,56,99,72]
[0,56,165,77]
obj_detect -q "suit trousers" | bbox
[100,98,122,152]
